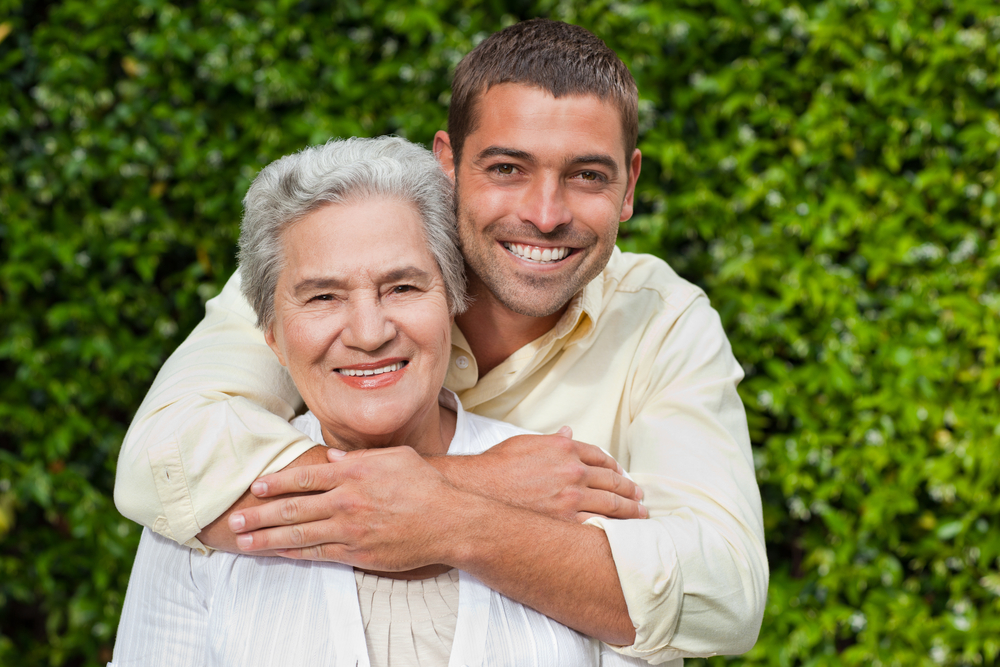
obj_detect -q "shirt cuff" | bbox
[585,516,687,664]
[147,439,205,549]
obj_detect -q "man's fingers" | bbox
[581,465,643,502]
[231,494,334,533]
[274,544,353,562]
[575,442,624,474]
[251,462,346,497]
[235,521,343,552]
[576,491,648,522]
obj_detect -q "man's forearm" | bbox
[229,445,638,645]
[443,492,636,645]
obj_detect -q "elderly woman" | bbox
[109,137,643,666]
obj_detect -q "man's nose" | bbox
[517,175,572,234]
[341,298,396,351]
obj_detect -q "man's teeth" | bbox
[337,361,406,377]
[504,243,570,263]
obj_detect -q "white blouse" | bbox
[109,391,646,666]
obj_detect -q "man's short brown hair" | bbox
[448,19,639,168]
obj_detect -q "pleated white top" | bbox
[109,391,647,667]
[355,568,460,667]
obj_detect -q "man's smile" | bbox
[502,242,572,263]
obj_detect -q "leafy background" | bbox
[1,0,997,664]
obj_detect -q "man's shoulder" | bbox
[597,247,706,311]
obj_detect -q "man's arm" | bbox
[224,444,638,645]
[586,297,768,662]
[116,270,645,558]
[196,445,330,554]
[228,292,767,662]
[114,270,319,548]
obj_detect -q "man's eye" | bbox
[578,171,602,181]
[310,294,333,302]
[494,164,517,175]
[392,285,414,294]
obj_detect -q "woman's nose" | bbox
[341,300,396,351]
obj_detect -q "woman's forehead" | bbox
[279,199,441,286]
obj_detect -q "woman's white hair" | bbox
[238,136,466,329]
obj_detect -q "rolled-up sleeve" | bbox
[114,270,319,549]
[588,297,768,664]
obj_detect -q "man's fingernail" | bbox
[236,534,253,549]
[640,506,649,518]
[229,513,245,531]
[251,481,267,495]
[328,448,346,459]
[635,487,644,501]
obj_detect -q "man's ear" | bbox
[433,131,456,182]
[619,148,643,223]
[264,324,287,367]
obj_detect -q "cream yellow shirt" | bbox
[114,248,767,664]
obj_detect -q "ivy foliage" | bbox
[1,0,998,665]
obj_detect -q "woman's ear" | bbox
[264,324,287,367]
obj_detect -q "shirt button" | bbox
[455,355,470,369]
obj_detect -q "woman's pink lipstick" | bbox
[334,359,409,389]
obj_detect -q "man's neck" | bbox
[456,274,567,378]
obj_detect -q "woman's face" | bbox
[265,198,453,447]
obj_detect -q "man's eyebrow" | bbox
[475,147,620,178]
[475,146,535,163]
[570,154,621,178]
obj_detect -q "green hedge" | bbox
[1,1,997,664]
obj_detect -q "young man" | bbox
[115,19,767,664]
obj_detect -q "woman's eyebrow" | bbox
[292,276,348,297]
[381,266,432,283]
[292,267,431,296]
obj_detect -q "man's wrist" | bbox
[423,453,476,493]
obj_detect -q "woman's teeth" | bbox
[337,361,406,377]
[504,243,570,263]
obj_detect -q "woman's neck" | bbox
[317,398,458,581]
[319,400,456,457]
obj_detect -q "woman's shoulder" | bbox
[290,411,324,442]
[459,412,538,454]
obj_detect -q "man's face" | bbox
[435,83,641,319]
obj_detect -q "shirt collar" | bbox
[549,266,603,349]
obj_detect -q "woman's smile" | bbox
[265,198,453,453]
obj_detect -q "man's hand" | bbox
[197,445,330,554]
[224,432,640,645]
[228,446,470,571]
[229,428,645,554]
[431,427,646,522]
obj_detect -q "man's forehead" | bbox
[465,83,630,164]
